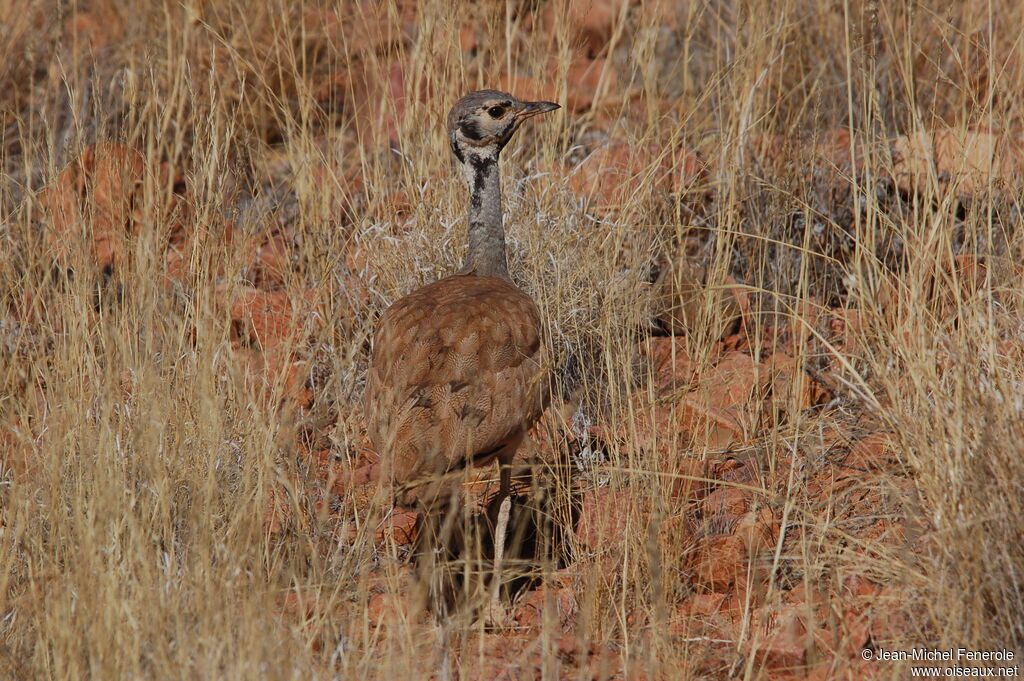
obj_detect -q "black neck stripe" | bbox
[469,155,496,209]
[450,139,465,164]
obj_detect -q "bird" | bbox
[363,90,560,619]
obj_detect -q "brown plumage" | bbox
[365,90,558,506]
[364,274,545,506]
[363,90,559,619]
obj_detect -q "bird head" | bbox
[447,90,560,162]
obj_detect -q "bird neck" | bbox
[460,150,509,280]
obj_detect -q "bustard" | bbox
[364,90,559,618]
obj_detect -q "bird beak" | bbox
[515,101,561,120]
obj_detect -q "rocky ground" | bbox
[2,2,1023,680]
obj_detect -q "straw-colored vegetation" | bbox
[1,1,1022,679]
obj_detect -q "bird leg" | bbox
[485,463,513,628]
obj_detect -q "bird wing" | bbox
[364,274,547,496]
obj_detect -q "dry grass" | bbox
[2,1,1023,679]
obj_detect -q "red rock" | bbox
[458,26,477,52]
[459,632,541,681]
[641,335,703,389]
[681,592,729,617]
[654,257,741,341]
[541,0,630,56]
[555,632,578,657]
[236,346,313,410]
[724,276,752,329]
[575,486,631,550]
[40,142,146,270]
[702,487,753,523]
[39,142,189,276]
[513,575,577,630]
[843,432,894,473]
[306,4,413,58]
[891,128,1023,196]
[678,352,768,449]
[324,60,416,148]
[692,533,746,591]
[566,141,705,211]
[672,609,739,645]
[579,645,625,680]
[564,54,617,112]
[784,582,809,607]
[666,455,709,501]
[765,351,827,412]
[748,129,869,177]
[679,346,823,446]
[704,352,765,409]
[276,588,324,622]
[657,512,697,576]
[733,509,777,553]
[375,507,418,546]
[678,399,745,450]
[629,338,718,458]
[811,128,866,172]
[837,607,873,657]
[709,453,759,486]
[497,74,555,104]
[842,574,883,600]
[361,567,419,631]
[720,332,747,353]
[747,606,811,671]
[866,587,910,646]
[694,502,777,597]
[228,287,305,350]
[365,592,389,627]
[253,230,291,288]
[829,306,876,362]
[366,588,415,630]
[626,395,686,457]
[67,9,124,53]
[328,460,381,497]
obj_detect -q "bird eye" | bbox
[487,106,505,118]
